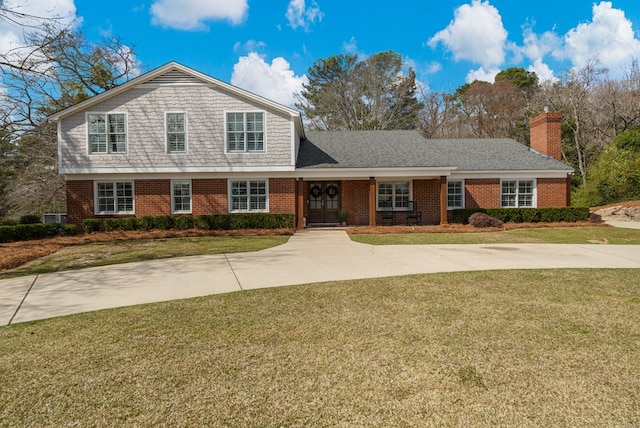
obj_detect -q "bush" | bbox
[63,224,78,235]
[174,215,195,230]
[19,214,42,224]
[104,217,138,232]
[152,215,175,230]
[469,212,504,228]
[0,223,62,243]
[452,207,590,224]
[0,218,18,226]
[137,216,155,231]
[83,218,101,233]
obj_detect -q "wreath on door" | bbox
[310,185,322,198]
[326,184,339,198]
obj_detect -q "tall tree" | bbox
[297,51,423,130]
[0,9,139,217]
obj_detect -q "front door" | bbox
[308,181,340,224]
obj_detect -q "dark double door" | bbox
[308,181,341,224]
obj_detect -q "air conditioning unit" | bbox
[43,213,67,224]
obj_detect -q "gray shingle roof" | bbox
[297,130,573,172]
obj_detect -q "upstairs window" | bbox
[166,113,186,153]
[226,112,264,152]
[447,180,464,209]
[501,180,535,207]
[88,113,126,154]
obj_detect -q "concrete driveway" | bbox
[3,230,640,326]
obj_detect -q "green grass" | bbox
[1,269,639,426]
[350,226,640,245]
[1,236,289,279]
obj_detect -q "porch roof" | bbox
[297,130,573,172]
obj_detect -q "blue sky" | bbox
[2,1,640,107]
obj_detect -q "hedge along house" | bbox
[48,62,572,229]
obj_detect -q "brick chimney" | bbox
[529,111,562,160]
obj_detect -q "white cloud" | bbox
[527,59,557,83]
[231,52,308,108]
[428,0,507,69]
[150,0,247,30]
[563,1,640,73]
[466,66,500,83]
[286,0,324,31]
[233,40,267,53]
[342,36,358,54]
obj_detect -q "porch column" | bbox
[439,176,448,225]
[369,177,376,227]
[296,178,305,229]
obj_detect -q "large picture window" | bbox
[501,180,535,207]
[96,182,134,214]
[88,113,126,154]
[166,113,186,153]
[226,112,264,152]
[172,180,191,213]
[447,180,464,209]
[377,181,410,210]
[230,180,267,212]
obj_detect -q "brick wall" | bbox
[537,177,570,207]
[269,178,296,213]
[410,179,441,225]
[66,180,94,227]
[465,179,501,208]
[135,180,171,216]
[342,180,370,225]
[192,179,227,214]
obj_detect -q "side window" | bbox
[88,113,126,154]
[447,180,464,209]
[167,113,186,153]
[172,180,192,213]
[95,182,134,214]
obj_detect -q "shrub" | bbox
[452,207,590,224]
[137,216,155,231]
[0,223,62,242]
[63,224,78,235]
[19,214,42,224]
[174,215,195,230]
[469,212,504,228]
[152,215,175,230]
[0,218,18,226]
[104,217,137,232]
[83,218,101,233]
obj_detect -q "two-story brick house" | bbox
[48,62,572,229]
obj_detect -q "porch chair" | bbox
[405,201,422,225]
[380,201,396,225]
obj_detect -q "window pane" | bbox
[88,114,106,134]
[173,182,191,212]
[395,182,409,208]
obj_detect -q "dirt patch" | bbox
[0,229,295,272]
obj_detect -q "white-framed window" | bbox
[229,180,268,212]
[501,179,535,208]
[172,180,192,213]
[377,181,410,210]
[88,113,127,154]
[447,180,464,209]
[166,112,187,153]
[226,112,265,152]
[95,181,134,214]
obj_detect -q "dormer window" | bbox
[88,113,127,154]
[226,112,264,152]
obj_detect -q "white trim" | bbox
[224,110,267,154]
[450,170,570,179]
[296,167,455,179]
[165,111,188,154]
[171,179,192,214]
[86,112,128,155]
[57,120,63,173]
[447,178,465,210]
[228,178,270,213]
[500,178,537,208]
[94,180,135,215]
[60,166,296,175]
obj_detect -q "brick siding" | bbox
[465,179,501,208]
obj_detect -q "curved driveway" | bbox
[2,229,640,326]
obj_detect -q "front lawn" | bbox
[1,269,639,426]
